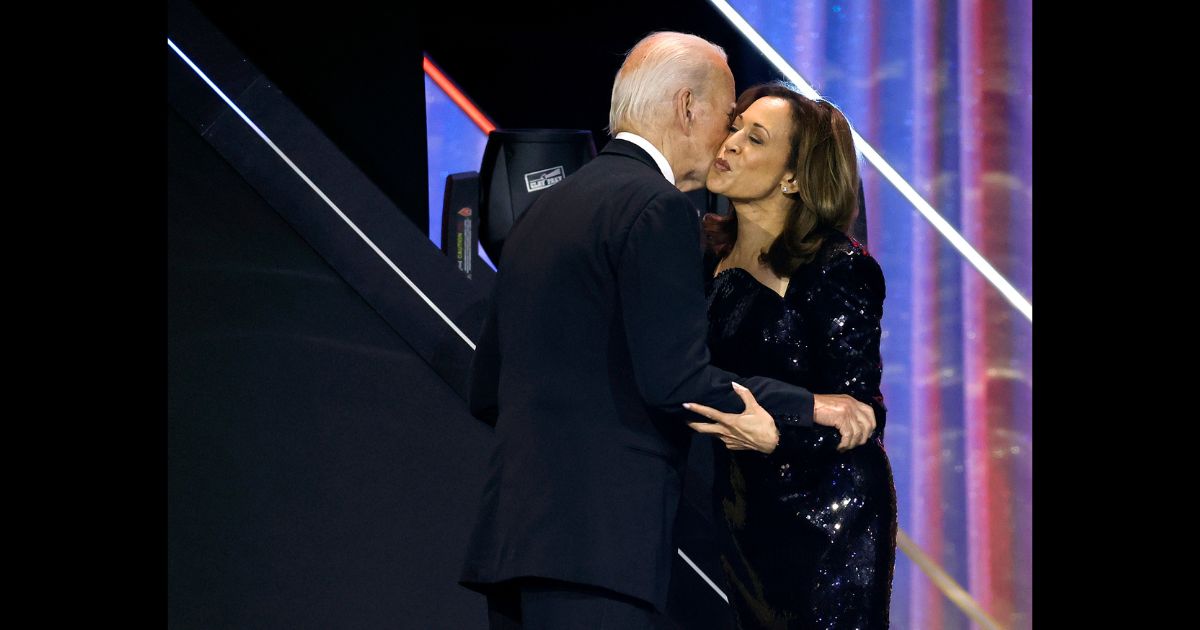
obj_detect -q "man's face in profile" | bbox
[691,64,737,186]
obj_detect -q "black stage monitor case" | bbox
[478,129,597,262]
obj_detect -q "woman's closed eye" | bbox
[728,125,763,145]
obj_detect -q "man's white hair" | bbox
[608,32,727,136]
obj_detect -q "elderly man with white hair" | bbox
[459,31,876,628]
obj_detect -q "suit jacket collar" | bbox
[601,138,668,178]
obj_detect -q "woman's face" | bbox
[705,96,796,202]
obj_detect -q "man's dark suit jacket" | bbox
[460,139,816,612]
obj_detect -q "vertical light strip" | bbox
[898,531,1005,630]
[704,3,1014,625]
[707,0,1031,323]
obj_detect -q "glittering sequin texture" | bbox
[705,228,897,629]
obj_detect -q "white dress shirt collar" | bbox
[613,132,675,186]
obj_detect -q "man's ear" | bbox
[675,87,694,134]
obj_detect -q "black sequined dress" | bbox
[705,228,897,629]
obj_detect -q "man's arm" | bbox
[615,192,814,425]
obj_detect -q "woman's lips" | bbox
[714,158,731,172]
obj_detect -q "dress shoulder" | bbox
[814,228,869,264]
[809,229,885,300]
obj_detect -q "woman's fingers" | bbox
[682,402,730,423]
[697,422,753,451]
[721,437,752,451]
[720,434,753,448]
[688,421,731,438]
[730,381,761,413]
[685,391,766,453]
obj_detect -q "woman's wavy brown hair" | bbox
[702,83,860,276]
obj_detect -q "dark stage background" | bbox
[167,0,782,627]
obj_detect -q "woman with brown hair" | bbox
[685,84,897,628]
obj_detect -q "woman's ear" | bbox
[780,173,797,191]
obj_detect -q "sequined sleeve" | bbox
[772,412,844,459]
[773,246,887,459]
[812,246,887,436]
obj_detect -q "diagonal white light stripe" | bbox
[707,0,1032,322]
[170,35,741,603]
[678,548,729,603]
[168,37,477,350]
